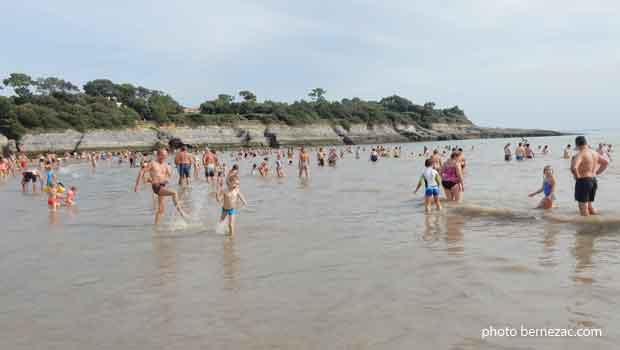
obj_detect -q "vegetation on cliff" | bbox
[0,73,470,140]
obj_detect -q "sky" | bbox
[1,0,619,130]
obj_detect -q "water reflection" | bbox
[222,237,240,292]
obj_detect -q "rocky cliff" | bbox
[9,121,563,153]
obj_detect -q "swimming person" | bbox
[135,148,187,225]
[528,165,556,209]
[570,136,609,216]
[216,177,248,236]
[414,158,442,213]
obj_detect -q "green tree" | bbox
[34,77,79,95]
[83,79,119,97]
[239,90,256,102]
[308,88,327,102]
[3,73,34,98]
[147,94,182,123]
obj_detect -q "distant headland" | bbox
[0,73,563,153]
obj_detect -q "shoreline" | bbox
[1,121,566,154]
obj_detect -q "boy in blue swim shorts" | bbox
[414,158,443,213]
[216,177,248,235]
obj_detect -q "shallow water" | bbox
[1,134,619,349]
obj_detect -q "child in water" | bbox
[414,158,442,213]
[528,165,556,209]
[47,184,60,211]
[64,186,78,207]
[216,178,248,235]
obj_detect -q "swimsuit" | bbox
[206,164,215,177]
[48,195,57,206]
[22,171,38,182]
[151,182,168,195]
[222,207,237,216]
[574,177,597,203]
[441,165,459,190]
[178,163,191,178]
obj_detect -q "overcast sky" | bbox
[2,0,618,130]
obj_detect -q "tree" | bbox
[217,94,234,104]
[34,77,79,95]
[239,90,256,102]
[3,73,34,98]
[380,95,413,112]
[308,88,326,102]
[147,94,182,123]
[83,79,119,97]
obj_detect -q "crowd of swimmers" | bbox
[0,134,613,233]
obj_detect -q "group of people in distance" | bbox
[0,152,78,211]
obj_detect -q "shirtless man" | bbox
[298,146,310,178]
[135,148,186,225]
[174,146,194,186]
[203,149,218,184]
[570,136,609,216]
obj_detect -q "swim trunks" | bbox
[151,182,168,195]
[574,177,597,203]
[205,164,215,177]
[178,163,191,178]
[425,186,440,197]
[504,154,511,161]
[222,207,237,216]
[370,155,378,162]
[22,171,37,183]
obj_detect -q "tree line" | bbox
[0,73,469,140]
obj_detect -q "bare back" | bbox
[572,148,599,178]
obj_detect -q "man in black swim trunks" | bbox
[21,169,41,193]
[135,148,187,224]
[570,136,609,216]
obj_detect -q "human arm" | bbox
[570,155,580,179]
[135,163,148,192]
[596,154,609,175]
[414,176,423,194]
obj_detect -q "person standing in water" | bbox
[298,147,310,178]
[528,165,556,209]
[414,158,442,213]
[135,148,187,225]
[440,152,464,202]
[570,136,609,216]
[216,177,248,236]
[563,144,572,159]
[504,143,512,161]
[174,146,194,187]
